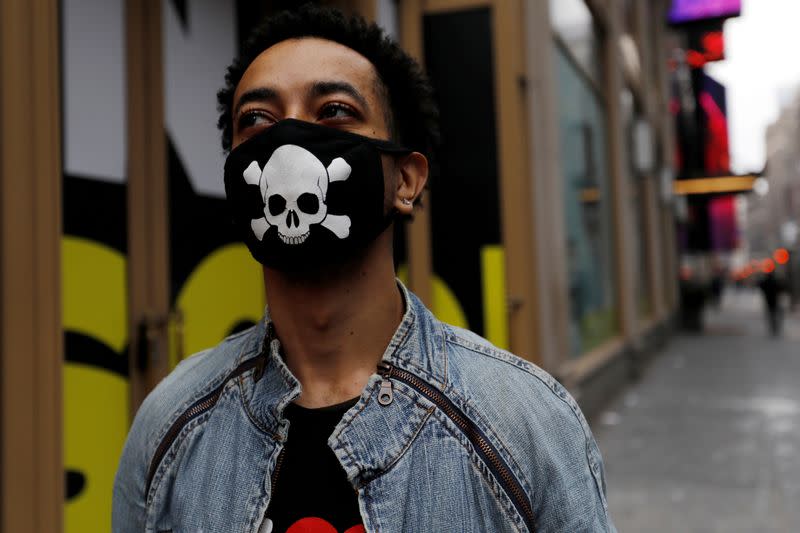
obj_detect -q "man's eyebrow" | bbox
[309,80,370,110]
[233,87,279,116]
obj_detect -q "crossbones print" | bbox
[243,145,352,244]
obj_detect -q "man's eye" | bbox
[318,103,356,120]
[237,111,272,131]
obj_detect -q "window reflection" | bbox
[555,42,618,356]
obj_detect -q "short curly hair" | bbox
[216,5,439,159]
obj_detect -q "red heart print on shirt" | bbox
[284,517,365,533]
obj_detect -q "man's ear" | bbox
[393,151,429,216]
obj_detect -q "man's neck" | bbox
[263,238,404,408]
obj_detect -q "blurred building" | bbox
[746,93,800,298]
[0,0,678,530]
[748,96,800,255]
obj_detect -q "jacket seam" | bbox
[445,332,553,386]
[441,384,536,503]
[333,391,373,442]
[224,325,257,343]
[353,404,435,488]
[444,329,591,436]
[237,372,278,437]
[586,440,610,511]
[445,329,607,513]
[244,440,274,533]
[146,411,210,511]
[360,483,380,533]
[428,407,529,532]
[145,382,238,509]
[329,394,373,478]
[441,327,449,389]
[146,332,260,467]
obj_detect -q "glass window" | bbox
[555,43,618,356]
[549,0,602,86]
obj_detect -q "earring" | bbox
[401,198,413,205]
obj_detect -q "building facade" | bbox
[0,0,678,530]
[749,97,800,254]
[747,93,800,297]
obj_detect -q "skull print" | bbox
[243,145,352,244]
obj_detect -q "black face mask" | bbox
[224,119,410,271]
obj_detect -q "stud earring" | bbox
[401,198,413,206]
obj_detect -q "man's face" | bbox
[231,37,392,149]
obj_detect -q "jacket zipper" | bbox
[269,447,286,497]
[145,354,266,497]
[378,362,536,532]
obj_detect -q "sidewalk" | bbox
[593,289,800,533]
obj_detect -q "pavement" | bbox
[593,289,800,533]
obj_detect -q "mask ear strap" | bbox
[376,206,402,236]
[365,137,412,154]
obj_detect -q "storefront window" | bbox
[554,39,618,357]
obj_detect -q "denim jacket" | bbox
[113,284,615,532]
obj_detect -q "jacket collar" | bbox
[237,281,448,482]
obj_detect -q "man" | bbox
[113,6,615,532]
[758,270,783,336]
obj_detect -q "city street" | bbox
[594,289,800,532]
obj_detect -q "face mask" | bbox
[224,119,410,271]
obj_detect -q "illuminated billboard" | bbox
[668,0,741,25]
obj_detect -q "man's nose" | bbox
[281,104,315,124]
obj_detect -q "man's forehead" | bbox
[235,37,381,99]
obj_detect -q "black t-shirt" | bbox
[266,398,364,533]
